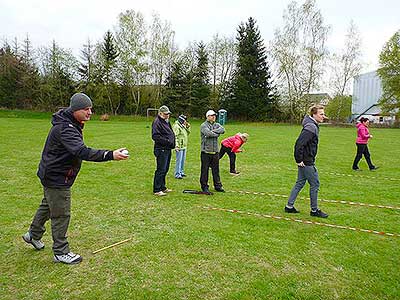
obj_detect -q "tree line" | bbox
[1,0,398,121]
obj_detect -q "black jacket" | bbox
[151,115,175,150]
[294,116,320,166]
[37,109,114,187]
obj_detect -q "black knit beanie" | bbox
[69,93,93,112]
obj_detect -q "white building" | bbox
[351,71,395,124]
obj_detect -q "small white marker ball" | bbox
[121,149,129,156]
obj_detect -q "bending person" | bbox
[219,133,249,175]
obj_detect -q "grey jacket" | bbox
[200,121,225,153]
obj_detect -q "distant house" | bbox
[351,71,396,124]
[305,93,331,106]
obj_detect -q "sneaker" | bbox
[284,206,300,213]
[181,174,187,177]
[154,191,167,196]
[163,188,173,193]
[22,232,45,250]
[230,171,240,176]
[215,187,225,192]
[202,187,211,193]
[54,252,82,264]
[310,209,328,218]
[370,166,379,171]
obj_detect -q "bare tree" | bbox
[329,20,363,96]
[271,0,330,121]
[208,34,237,106]
[115,10,148,114]
[148,12,176,106]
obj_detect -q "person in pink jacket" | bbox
[219,133,249,175]
[352,117,378,171]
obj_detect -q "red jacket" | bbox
[356,123,371,144]
[221,134,244,153]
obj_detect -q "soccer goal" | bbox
[146,108,158,118]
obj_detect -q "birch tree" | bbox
[271,0,330,121]
[115,10,148,114]
[148,13,176,106]
[329,20,363,96]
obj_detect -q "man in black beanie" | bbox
[22,93,129,264]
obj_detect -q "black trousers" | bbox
[153,148,172,192]
[200,152,222,190]
[352,143,374,169]
[219,145,236,172]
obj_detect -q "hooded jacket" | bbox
[356,122,371,144]
[172,120,190,149]
[294,115,320,166]
[221,134,244,153]
[37,109,114,187]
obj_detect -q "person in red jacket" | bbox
[352,117,378,171]
[219,133,249,175]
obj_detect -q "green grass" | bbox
[0,111,399,300]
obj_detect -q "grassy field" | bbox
[0,110,399,300]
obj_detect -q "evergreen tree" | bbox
[78,39,96,87]
[38,40,76,109]
[19,35,41,108]
[100,30,119,114]
[225,17,279,120]
[191,41,211,117]
[163,59,190,114]
[0,39,40,109]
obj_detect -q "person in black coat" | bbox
[22,93,128,264]
[152,105,176,196]
[285,105,329,218]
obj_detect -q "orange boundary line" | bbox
[229,190,400,211]
[202,206,399,238]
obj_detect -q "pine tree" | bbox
[101,30,119,114]
[163,59,190,115]
[191,41,211,117]
[78,39,95,87]
[225,17,279,120]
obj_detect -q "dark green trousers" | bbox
[29,187,71,255]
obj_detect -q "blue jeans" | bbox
[175,148,187,178]
[287,165,320,211]
[153,148,172,193]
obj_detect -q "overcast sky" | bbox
[1,0,399,73]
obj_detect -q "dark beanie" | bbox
[69,93,93,112]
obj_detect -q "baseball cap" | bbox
[206,110,217,117]
[159,105,171,114]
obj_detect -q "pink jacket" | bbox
[221,134,244,153]
[356,123,371,144]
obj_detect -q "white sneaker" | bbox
[22,232,45,250]
[54,252,82,264]
[163,188,173,193]
[154,191,167,196]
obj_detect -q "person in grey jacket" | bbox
[22,93,129,264]
[200,110,225,193]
